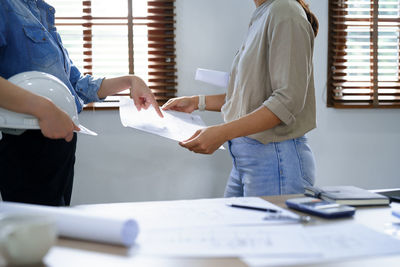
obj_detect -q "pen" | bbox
[227,203,281,213]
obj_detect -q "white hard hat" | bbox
[0,214,56,265]
[0,71,79,130]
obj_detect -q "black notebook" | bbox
[304,185,390,206]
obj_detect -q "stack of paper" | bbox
[77,197,400,264]
[7,197,400,266]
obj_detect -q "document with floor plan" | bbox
[132,225,320,257]
[77,197,302,230]
[119,97,224,149]
[132,222,400,258]
[242,223,400,266]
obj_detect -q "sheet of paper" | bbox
[76,124,98,136]
[132,225,320,257]
[120,98,224,150]
[242,223,400,266]
[77,197,301,230]
[195,68,230,88]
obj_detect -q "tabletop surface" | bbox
[39,195,400,267]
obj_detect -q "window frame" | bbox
[327,0,400,108]
[52,0,177,109]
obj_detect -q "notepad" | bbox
[304,185,390,206]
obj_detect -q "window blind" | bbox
[46,0,177,109]
[328,0,400,108]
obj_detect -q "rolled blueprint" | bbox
[195,68,230,88]
[0,202,139,247]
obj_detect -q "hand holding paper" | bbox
[180,125,227,154]
[162,96,198,113]
[129,76,163,118]
[120,97,225,150]
[76,124,98,136]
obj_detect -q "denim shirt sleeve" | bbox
[69,62,105,104]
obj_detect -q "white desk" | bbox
[41,195,400,267]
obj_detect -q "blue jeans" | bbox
[224,136,315,197]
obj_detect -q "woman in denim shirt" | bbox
[0,0,162,206]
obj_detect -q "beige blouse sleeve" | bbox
[262,17,314,126]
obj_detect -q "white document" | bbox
[76,124,98,136]
[0,202,139,247]
[44,247,139,267]
[133,225,320,257]
[119,97,224,149]
[77,197,301,230]
[120,97,204,142]
[195,68,230,88]
[242,223,400,266]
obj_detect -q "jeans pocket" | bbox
[294,136,316,186]
[23,25,58,68]
[241,136,263,145]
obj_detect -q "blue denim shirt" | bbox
[0,0,104,112]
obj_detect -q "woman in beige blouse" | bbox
[163,0,319,197]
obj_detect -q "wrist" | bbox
[30,96,53,120]
[129,75,137,90]
[217,123,234,141]
[191,95,200,110]
[130,75,147,93]
[197,95,206,111]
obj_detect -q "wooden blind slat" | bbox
[52,0,177,109]
[328,0,400,108]
[146,0,176,104]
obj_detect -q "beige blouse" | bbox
[221,0,316,144]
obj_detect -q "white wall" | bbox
[307,0,400,189]
[72,0,400,205]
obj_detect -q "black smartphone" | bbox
[286,197,356,219]
[374,189,400,203]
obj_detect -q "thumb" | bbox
[73,123,81,132]
[181,130,201,144]
[162,99,175,110]
[65,132,74,142]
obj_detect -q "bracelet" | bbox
[198,95,206,111]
